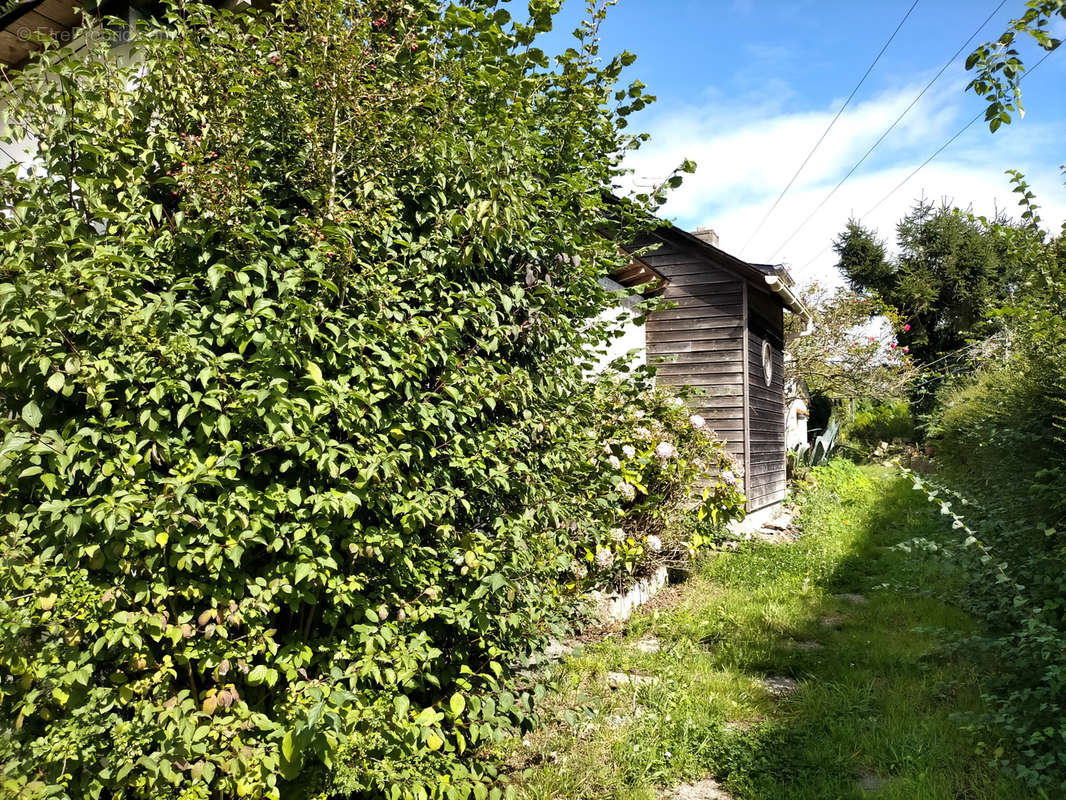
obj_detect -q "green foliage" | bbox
[834,202,1015,368]
[785,284,914,404]
[0,2,739,799]
[901,176,1066,793]
[966,0,1065,131]
[792,419,839,469]
[843,400,916,449]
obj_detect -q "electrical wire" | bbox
[765,0,1010,262]
[861,45,1055,219]
[739,0,922,256]
[793,43,1058,274]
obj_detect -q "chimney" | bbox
[691,226,719,247]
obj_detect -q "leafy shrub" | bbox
[0,2,736,799]
[900,178,1066,794]
[843,400,915,450]
[583,385,745,585]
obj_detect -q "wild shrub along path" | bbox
[503,462,1022,800]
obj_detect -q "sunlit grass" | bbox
[501,463,1023,799]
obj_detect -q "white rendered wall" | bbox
[785,393,808,451]
[588,277,646,374]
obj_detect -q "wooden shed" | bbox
[619,224,811,513]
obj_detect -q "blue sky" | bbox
[544,0,1066,285]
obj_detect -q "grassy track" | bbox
[503,462,1022,799]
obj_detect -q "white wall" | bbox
[785,386,808,451]
[587,277,646,374]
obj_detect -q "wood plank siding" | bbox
[745,292,787,510]
[642,235,747,461]
[631,228,793,513]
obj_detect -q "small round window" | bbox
[762,341,773,387]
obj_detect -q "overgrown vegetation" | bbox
[0,2,745,798]
[834,201,1013,371]
[901,178,1066,795]
[503,462,1021,799]
[785,285,914,405]
[841,401,916,455]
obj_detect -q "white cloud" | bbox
[621,82,1066,288]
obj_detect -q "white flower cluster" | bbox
[619,482,636,501]
[689,414,705,429]
[609,527,626,543]
[655,442,676,460]
[645,534,662,553]
[595,547,614,568]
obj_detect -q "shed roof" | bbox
[0,0,80,68]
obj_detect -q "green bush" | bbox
[904,183,1066,793]
[0,3,741,799]
[843,400,915,451]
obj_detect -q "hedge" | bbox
[0,2,742,798]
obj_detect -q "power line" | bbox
[793,34,1057,275]
[766,0,1009,262]
[861,45,1056,220]
[739,0,922,256]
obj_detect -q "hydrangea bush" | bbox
[579,383,745,587]
[0,2,733,799]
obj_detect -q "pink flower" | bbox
[903,324,911,332]
[890,343,897,349]
[903,346,910,354]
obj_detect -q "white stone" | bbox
[589,566,669,623]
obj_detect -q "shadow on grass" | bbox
[508,465,1021,800]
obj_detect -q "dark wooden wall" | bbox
[640,235,746,463]
[637,232,789,513]
[745,290,787,510]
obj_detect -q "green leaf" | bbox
[413,707,438,727]
[247,664,269,685]
[46,372,65,393]
[449,692,466,716]
[21,401,42,429]
[306,360,323,384]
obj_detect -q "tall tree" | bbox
[834,200,1011,365]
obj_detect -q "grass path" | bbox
[502,462,1021,799]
